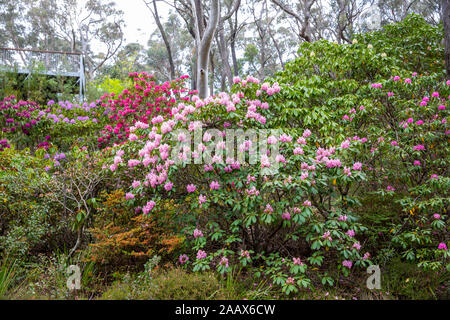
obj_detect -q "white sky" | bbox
[113,0,171,46]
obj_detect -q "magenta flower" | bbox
[196,250,207,259]
[413,160,421,166]
[433,214,441,220]
[186,184,197,193]
[352,162,362,171]
[193,228,203,238]
[303,129,312,138]
[293,257,304,265]
[346,229,355,237]
[353,242,361,250]
[438,243,447,251]
[282,212,291,220]
[322,231,332,241]
[142,200,156,214]
[412,145,425,151]
[219,256,229,268]
[179,254,189,264]
[125,192,135,200]
[340,140,350,149]
[342,260,352,268]
[210,180,220,190]
[164,181,173,191]
[132,180,141,188]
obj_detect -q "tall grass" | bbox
[0,257,18,299]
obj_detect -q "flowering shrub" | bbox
[0,95,108,151]
[96,72,192,148]
[107,75,373,294]
[0,96,42,148]
[353,74,449,271]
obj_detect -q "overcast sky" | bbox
[114,0,171,46]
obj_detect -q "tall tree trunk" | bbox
[217,21,233,87]
[443,0,450,79]
[193,0,220,98]
[209,50,215,95]
[146,0,176,80]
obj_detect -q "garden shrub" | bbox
[107,75,372,295]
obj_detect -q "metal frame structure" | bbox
[0,47,86,103]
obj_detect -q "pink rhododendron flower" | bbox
[164,181,173,191]
[346,229,355,237]
[267,135,277,144]
[179,254,189,264]
[322,231,332,241]
[210,181,220,190]
[143,200,156,214]
[187,184,197,193]
[303,129,312,137]
[219,256,229,267]
[132,180,141,188]
[282,212,291,220]
[352,162,362,170]
[125,192,135,200]
[413,144,425,151]
[199,194,207,206]
[193,228,203,238]
[196,250,207,259]
[342,260,352,268]
[341,140,350,149]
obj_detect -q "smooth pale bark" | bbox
[192,0,220,98]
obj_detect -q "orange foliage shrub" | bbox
[86,190,183,270]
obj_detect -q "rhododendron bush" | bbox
[96,72,191,148]
[0,15,448,299]
[108,76,374,293]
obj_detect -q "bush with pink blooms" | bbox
[1,14,448,300]
[107,75,374,294]
[96,72,192,148]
